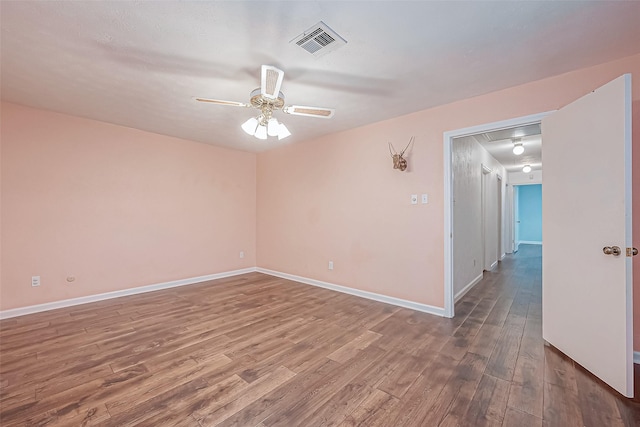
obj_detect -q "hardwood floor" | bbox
[1,244,639,426]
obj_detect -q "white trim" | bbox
[454,273,483,302]
[443,125,455,318]
[443,111,553,319]
[634,351,640,365]
[623,74,634,393]
[256,268,446,317]
[518,241,542,245]
[489,260,498,270]
[0,268,256,320]
[500,253,506,261]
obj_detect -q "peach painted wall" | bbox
[256,53,640,347]
[1,102,256,310]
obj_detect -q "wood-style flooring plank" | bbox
[543,381,584,427]
[574,363,626,427]
[371,353,458,427]
[458,373,510,427]
[506,332,545,418]
[376,351,429,399]
[216,358,341,427]
[262,345,386,427]
[327,330,382,363]
[503,407,543,427]
[420,352,488,426]
[291,352,396,427]
[197,365,296,426]
[485,324,523,382]
[337,388,398,427]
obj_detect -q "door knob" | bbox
[626,247,639,256]
[603,246,622,256]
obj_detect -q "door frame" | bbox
[497,174,503,261]
[443,111,552,318]
[481,164,492,271]
[505,182,514,254]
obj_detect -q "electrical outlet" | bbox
[239,250,245,259]
[421,194,428,204]
[32,276,40,287]
[328,261,334,270]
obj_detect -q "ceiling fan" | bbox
[196,65,335,140]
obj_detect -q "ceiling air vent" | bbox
[291,21,347,57]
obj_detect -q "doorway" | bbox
[514,183,543,248]
[443,112,550,318]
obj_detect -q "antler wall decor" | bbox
[388,136,414,171]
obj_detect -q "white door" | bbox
[542,74,633,397]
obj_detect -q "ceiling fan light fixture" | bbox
[277,122,291,140]
[242,115,290,140]
[241,117,259,135]
[267,118,280,137]
[522,165,532,173]
[254,124,268,140]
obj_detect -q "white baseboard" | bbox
[454,273,483,302]
[256,268,445,317]
[489,260,498,270]
[634,351,640,365]
[518,240,542,245]
[0,268,256,320]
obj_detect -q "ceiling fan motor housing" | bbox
[249,88,285,109]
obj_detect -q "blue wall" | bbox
[518,184,542,243]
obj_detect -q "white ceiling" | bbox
[468,124,543,174]
[2,1,640,153]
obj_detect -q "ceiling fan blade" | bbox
[283,105,335,119]
[261,65,284,100]
[195,98,250,107]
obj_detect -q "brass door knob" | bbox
[603,246,622,256]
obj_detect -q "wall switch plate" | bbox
[328,261,334,270]
[32,276,40,287]
[411,194,418,205]
[239,250,245,259]
[421,194,428,204]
